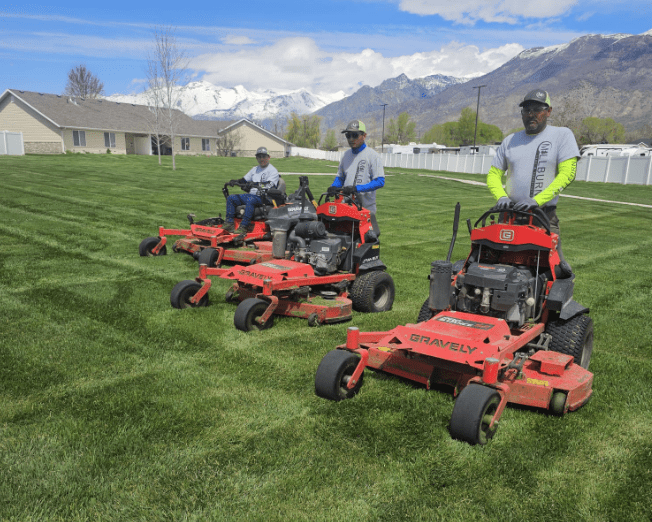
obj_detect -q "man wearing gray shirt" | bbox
[487,89,580,270]
[327,120,385,215]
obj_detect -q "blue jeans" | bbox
[225,194,264,228]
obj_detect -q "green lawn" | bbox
[1,154,651,521]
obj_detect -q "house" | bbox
[0,89,290,157]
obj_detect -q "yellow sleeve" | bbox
[533,157,577,206]
[486,166,508,201]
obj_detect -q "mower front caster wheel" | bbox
[449,384,501,446]
[315,349,364,401]
[170,280,209,309]
[139,236,167,257]
[198,247,220,268]
[234,298,274,332]
[308,313,322,327]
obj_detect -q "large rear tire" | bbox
[139,236,166,257]
[449,384,501,445]
[234,298,274,332]
[350,271,395,313]
[315,349,364,401]
[417,297,437,323]
[170,280,209,309]
[545,314,594,369]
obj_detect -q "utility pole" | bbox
[380,103,388,152]
[472,85,486,153]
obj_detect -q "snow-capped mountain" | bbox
[106,81,346,122]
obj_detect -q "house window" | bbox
[73,130,86,147]
[181,137,190,151]
[202,138,210,151]
[104,132,116,148]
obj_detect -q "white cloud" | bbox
[397,0,579,24]
[190,37,523,94]
[222,35,256,45]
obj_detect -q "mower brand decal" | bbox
[499,229,515,242]
[409,334,477,354]
[260,262,287,270]
[194,226,217,234]
[526,377,549,387]
[436,316,494,330]
[238,269,267,280]
[329,205,337,214]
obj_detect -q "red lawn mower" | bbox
[171,189,395,331]
[138,177,289,259]
[315,204,594,445]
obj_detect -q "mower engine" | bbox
[290,220,350,275]
[453,262,546,327]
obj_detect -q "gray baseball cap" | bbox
[341,120,367,134]
[519,89,551,107]
[255,147,269,156]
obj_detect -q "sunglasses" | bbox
[345,132,362,139]
[521,106,548,115]
[255,154,269,158]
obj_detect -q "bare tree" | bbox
[146,26,189,170]
[215,127,243,157]
[64,65,104,99]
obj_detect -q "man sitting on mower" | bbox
[327,120,385,217]
[222,146,280,237]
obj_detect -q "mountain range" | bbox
[332,30,652,135]
[107,29,652,136]
[106,81,346,123]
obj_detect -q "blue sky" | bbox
[1,1,650,97]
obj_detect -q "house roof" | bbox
[2,89,235,138]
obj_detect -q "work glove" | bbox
[228,179,238,187]
[513,197,538,212]
[495,196,512,210]
[341,185,357,196]
[326,185,339,195]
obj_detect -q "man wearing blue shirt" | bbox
[327,120,385,215]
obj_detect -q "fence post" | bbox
[623,155,631,185]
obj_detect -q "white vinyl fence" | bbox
[289,146,652,186]
[289,146,494,174]
[0,131,25,155]
[575,155,652,185]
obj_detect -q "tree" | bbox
[579,117,625,145]
[422,109,502,147]
[215,128,243,157]
[146,26,189,170]
[285,113,322,148]
[322,129,338,151]
[64,65,104,99]
[384,112,416,145]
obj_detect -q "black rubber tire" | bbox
[417,297,437,323]
[350,271,395,313]
[234,298,274,332]
[545,314,594,369]
[225,288,236,303]
[170,280,209,309]
[308,313,321,327]
[139,236,167,257]
[197,247,219,267]
[449,384,501,445]
[315,350,364,401]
